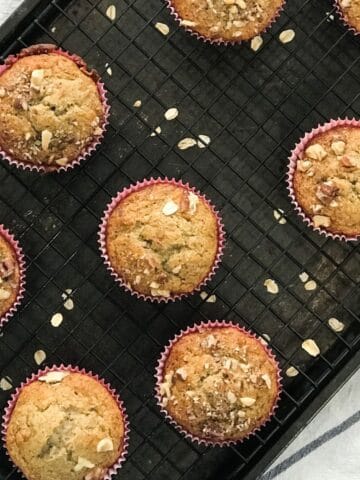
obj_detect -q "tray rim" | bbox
[0,1,359,479]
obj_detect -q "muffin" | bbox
[0,44,108,172]
[168,0,284,43]
[336,0,360,34]
[4,368,129,480]
[0,225,25,326]
[100,178,224,301]
[290,120,360,238]
[155,322,281,444]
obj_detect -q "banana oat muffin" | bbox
[0,229,22,321]
[5,370,127,480]
[103,180,222,299]
[170,0,284,42]
[337,0,360,33]
[156,323,280,443]
[0,44,106,171]
[292,122,360,237]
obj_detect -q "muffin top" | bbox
[293,125,360,236]
[158,326,279,442]
[6,371,126,480]
[105,182,219,298]
[171,0,283,42]
[337,0,360,32]
[0,232,21,319]
[0,44,105,170]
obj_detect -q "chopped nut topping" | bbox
[305,144,327,161]
[331,140,346,155]
[176,367,187,380]
[96,438,114,452]
[0,87,6,97]
[164,107,178,120]
[159,372,174,399]
[250,35,263,52]
[38,371,69,383]
[328,317,344,332]
[172,265,182,274]
[55,157,68,166]
[311,204,323,214]
[316,181,339,204]
[313,215,331,228]
[41,129,52,151]
[227,391,237,403]
[264,278,279,294]
[74,457,95,472]
[261,373,271,389]
[0,288,10,300]
[279,29,296,44]
[302,339,320,357]
[155,22,170,35]
[94,127,103,136]
[297,160,312,172]
[25,132,32,141]
[151,288,170,297]
[238,410,246,418]
[240,397,256,407]
[162,200,179,215]
[180,20,197,27]
[150,281,160,289]
[202,334,218,348]
[106,5,116,21]
[30,69,44,90]
[34,350,46,365]
[341,152,360,168]
[286,366,299,377]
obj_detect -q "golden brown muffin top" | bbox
[0,233,21,319]
[293,125,360,236]
[338,0,360,32]
[158,326,279,442]
[105,183,220,298]
[0,44,104,170]
[6,372,125,480]
[171,0,283,42]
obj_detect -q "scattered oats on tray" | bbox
[304,280,317,291]
[279,29,296,44]
[328,317,345,333]
[198,134,211,148]
[250,35,263,52]
[164,107,179,120]
[133,99,142,108]
[106,4,117,21]
[264,279,279,294]
[0,376,12,391]
[299,272,309,283]
[155,22,170,36]
[50,312,63,328]
[286,366,299,377]
[273,208,287,224]
[178,138,197,150]
[34,350,46,365]
[302,339,320,357]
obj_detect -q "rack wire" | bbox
[0,0,359,478]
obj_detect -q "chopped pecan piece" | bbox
[316,181,339,204]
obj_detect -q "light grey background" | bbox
[0,2,359,479]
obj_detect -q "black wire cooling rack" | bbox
[0,0,359,479]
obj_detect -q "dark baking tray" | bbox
[0,0,359,479]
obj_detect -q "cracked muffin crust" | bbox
[337,0,360,33]
[0,230,21,320]
[156,324,280,443]
[293,124,360,237]
[0,44,105,171]
[5,371,126,480]
[170,0,284,42]
[104,181,221,299]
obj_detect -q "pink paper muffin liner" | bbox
[98,177,225,303]
[155,320,282,447]
[0,225,26,329]
[287,117,360,242]
[0,44,110,173]
[1,364,130,480]
[334,1,360,36]
[165,0,286,46]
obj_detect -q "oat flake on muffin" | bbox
[0,44,106,171]
[292,123,360,237]
[169,0,284,43]
[156,323,281,444]
[5,370,127,480]
[102,179,223,300]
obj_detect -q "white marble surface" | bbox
[0,2,359,479]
